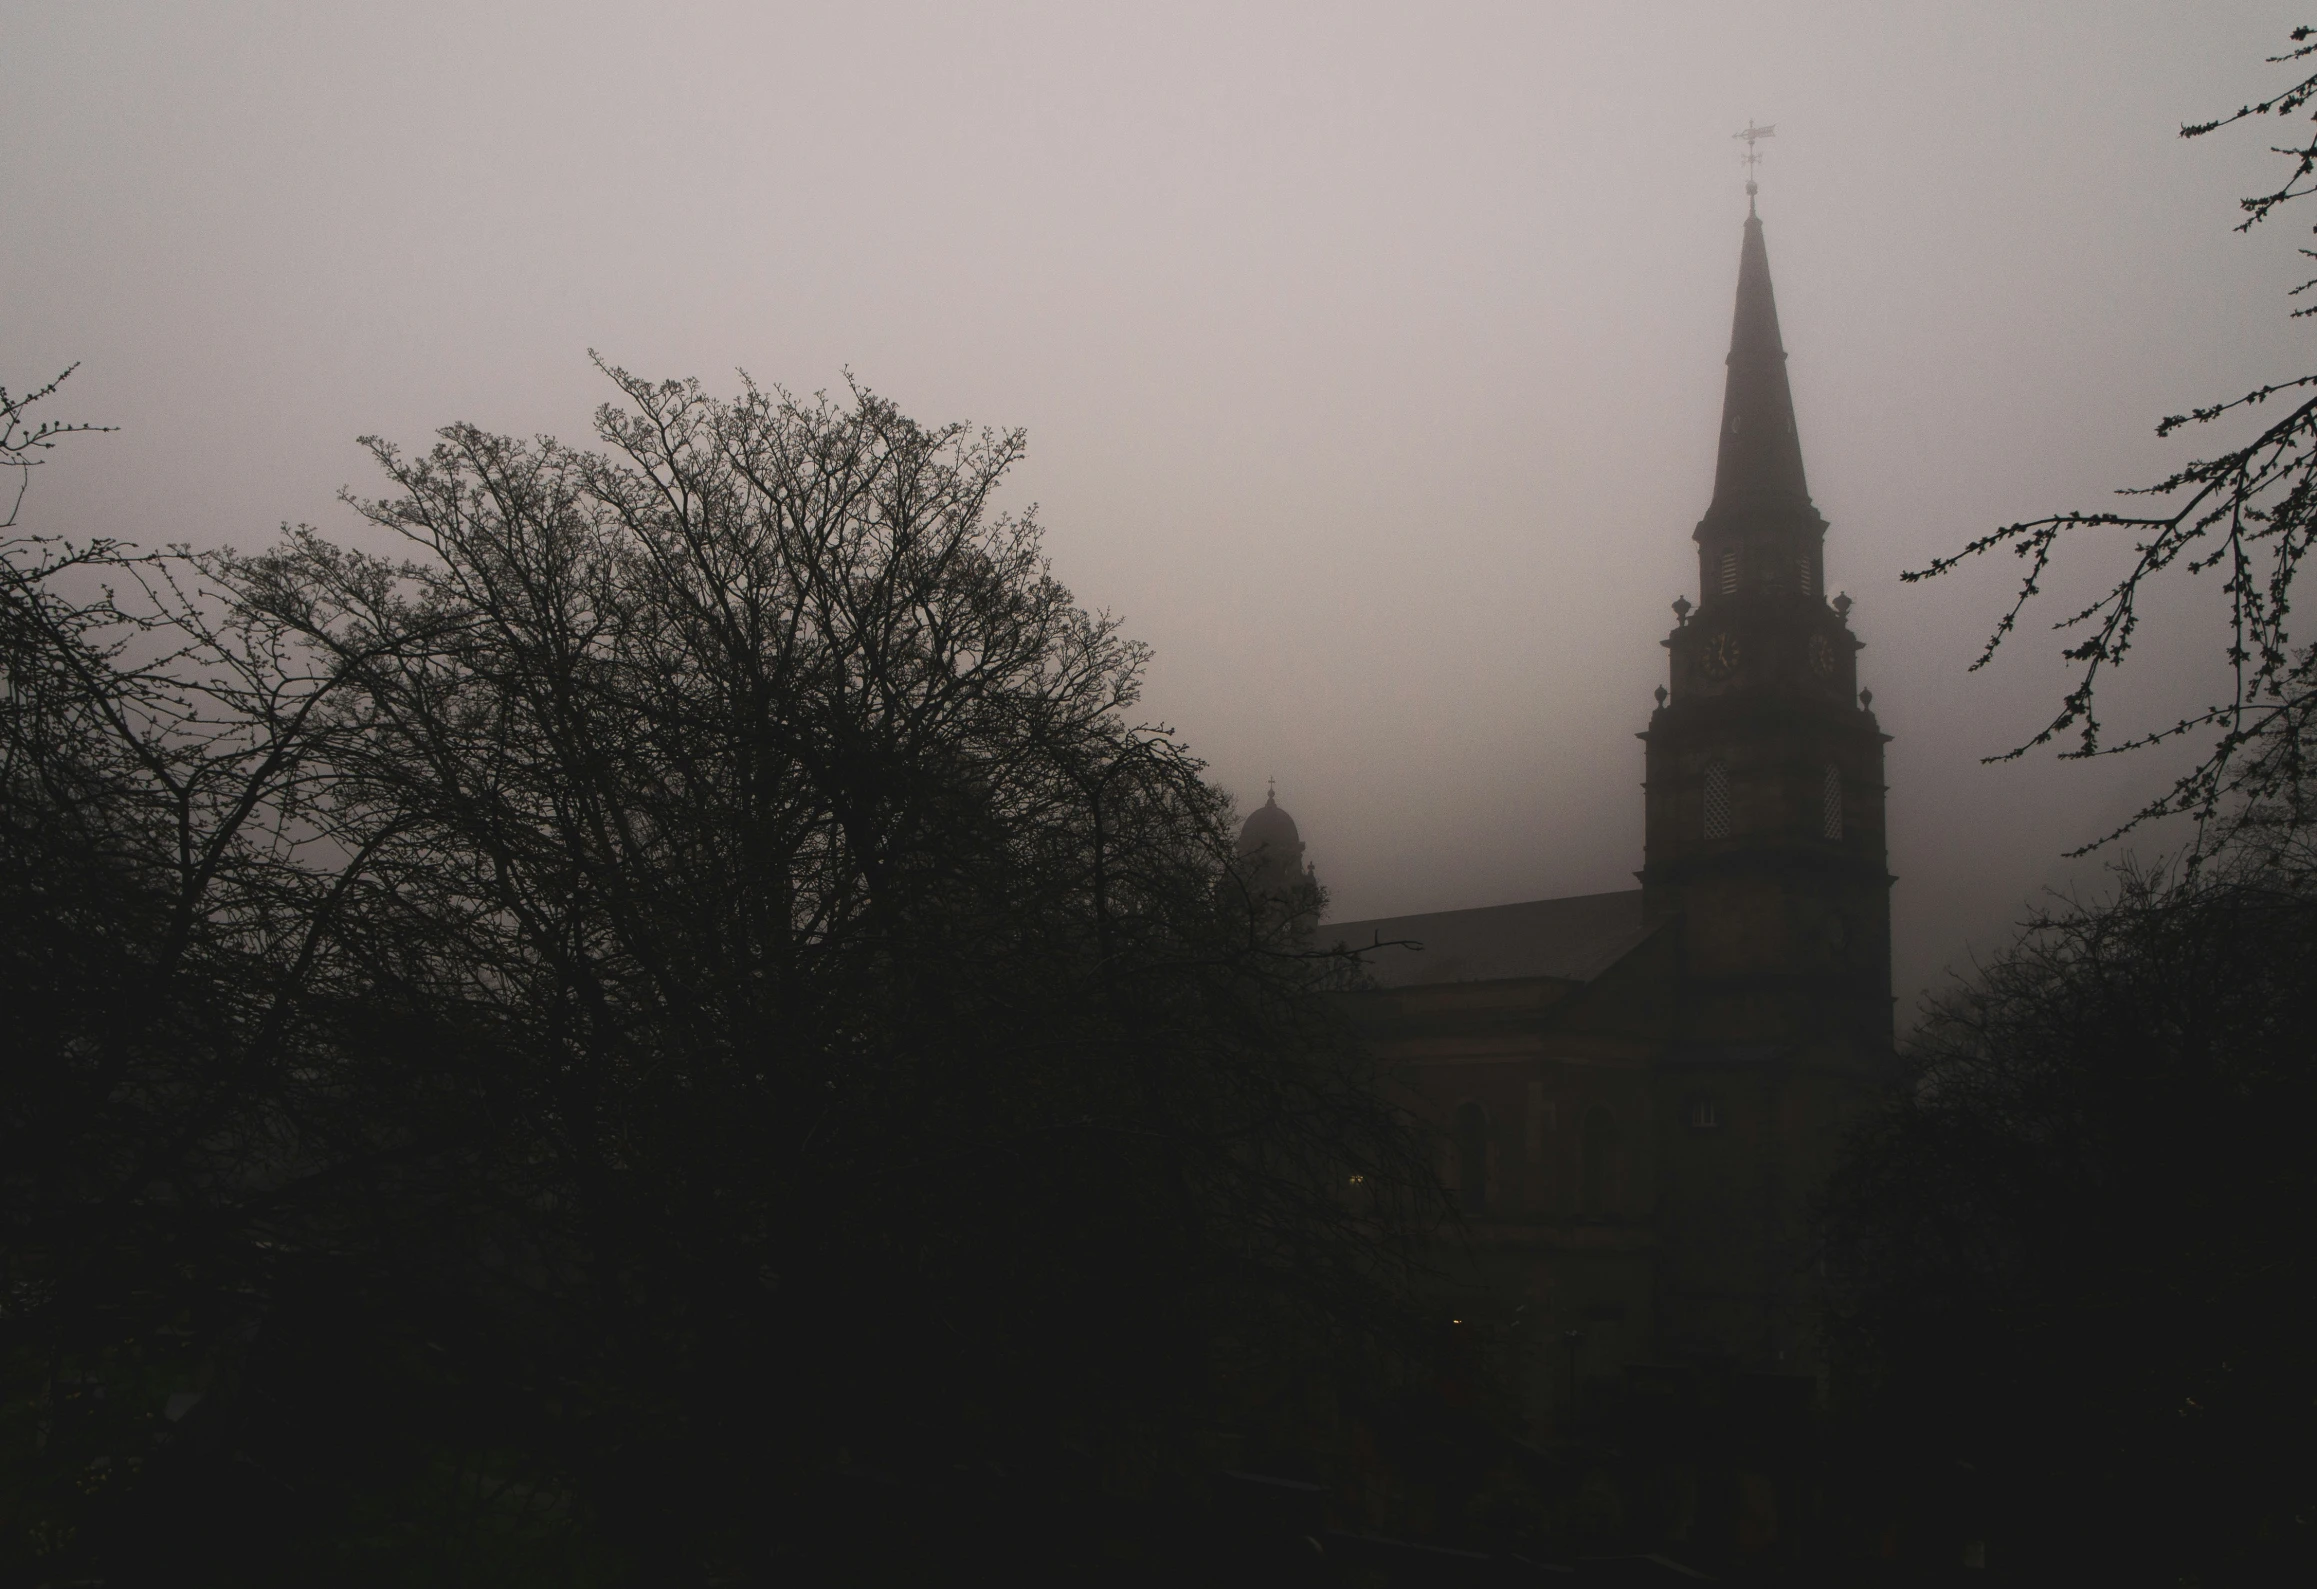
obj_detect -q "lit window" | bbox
[1821,765,1843,840]
[1719,548,1739,595]
[1703,761,1733,839]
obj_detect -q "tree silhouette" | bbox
[3,365,1444,1582]
[1,365,110,532]
[1910,27,2317,848]
[1817,844,2317,1580]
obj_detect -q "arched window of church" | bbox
[1453,1101,1490,1215]
[1821,765,1843,840]
[1719,548,1739,595]
[1703,761,1733,839]
[1797,553,1816,596]
[1581,1106,1619,1217]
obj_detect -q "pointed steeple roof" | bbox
[1703,209,1814,528]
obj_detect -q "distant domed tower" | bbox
[1235,784,1321,935]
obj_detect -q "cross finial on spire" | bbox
[1734,120,1775,213]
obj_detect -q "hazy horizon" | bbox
[9,0,2309,1018]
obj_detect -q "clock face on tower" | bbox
[1808,633,1836,680]
[1700,631,1742,681]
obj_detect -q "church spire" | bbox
[1704,210,1814,529]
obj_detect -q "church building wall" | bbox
[1307,200,1897,1432]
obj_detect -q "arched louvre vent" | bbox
[1719,548,1739,595]
[1822,765,1843,840]
[1704,761,1733,839]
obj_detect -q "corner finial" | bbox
[1735,120,1775,214]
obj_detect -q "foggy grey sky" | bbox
[7,1,2310,1015]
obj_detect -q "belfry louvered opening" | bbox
[1704,760,1733,839]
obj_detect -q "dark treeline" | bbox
[1817,833,2317,1582]
[1,366,1444,1584]
[10,364,2312,1587]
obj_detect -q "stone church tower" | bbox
[1636,201,1895,1369]
[1320,201,1895,1410]
[1642,200,1893,1061]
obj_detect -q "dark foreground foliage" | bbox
[1819,835,2317,1582]
[0,367,1443,1584]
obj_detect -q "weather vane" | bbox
[1734,120,1775,210]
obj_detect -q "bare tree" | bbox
[2,363,1441,1579]
[0,520,404,1575]
[0,365,110,532]
[1910,27,2317,849]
